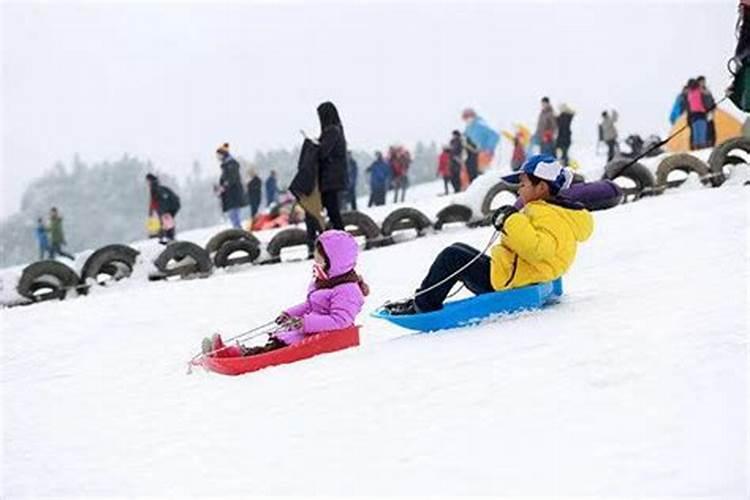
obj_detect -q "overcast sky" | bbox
[0,0,738,217]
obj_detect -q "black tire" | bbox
[214,239,261,268]
[17,260,80,302]
[333,211,381,241]
[81,244,139,284]
[434,204,473,230]
[380,207,432,237]
[153,241,213,278]
[205,229,260,255]
[602,159,656,197]
[266,228,309,260]
[480,182,519,215]
[707,136,750,186]
[655,154,711,188]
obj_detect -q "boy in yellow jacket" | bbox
[386,155,593,315]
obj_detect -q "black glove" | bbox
[275,312,291,325]
[492,205,518,232]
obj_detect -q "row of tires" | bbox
[604,137,750,198]
[11,199,506,305]
[12,137,747,306]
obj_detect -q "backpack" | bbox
[161,186,181,215]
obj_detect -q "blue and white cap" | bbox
[502,154,572,194]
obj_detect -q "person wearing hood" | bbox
[215,143,247,229]
[385,155,593,315]
[202,230,368,357]
[556,103,575,166]
[315,101,347,230]
[146,173,180,242]
[536,97,558,157]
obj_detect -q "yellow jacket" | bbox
[490,199,594,290]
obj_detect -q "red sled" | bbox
[192,326,360,376]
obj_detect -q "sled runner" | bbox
[192,326,360,376]
[373,279,563,332]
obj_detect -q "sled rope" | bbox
[382,229,501,308]
[187,319,280,372]
[609,94,729,181]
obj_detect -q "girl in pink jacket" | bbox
[202,230,368,357]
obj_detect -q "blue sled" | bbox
[372,279,563,332]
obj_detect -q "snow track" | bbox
[1,185,748,497]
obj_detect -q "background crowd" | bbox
[13,76,732,264]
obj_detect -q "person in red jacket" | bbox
[437,146,452,195]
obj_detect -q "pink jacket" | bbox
[275,230,365,345]
[686,88,706,113]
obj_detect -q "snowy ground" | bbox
[1,168,748,496]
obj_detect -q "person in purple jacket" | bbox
[202,230,368,357]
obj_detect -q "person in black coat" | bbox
[556,104,575,166]
[246,168,262,219]
[315,101,346,229]
[215,143,247,229]
[146,173,180,242]
[449,130,463,193]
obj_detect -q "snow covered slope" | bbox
[1,185,748,497]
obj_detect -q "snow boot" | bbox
[384,298,419,316]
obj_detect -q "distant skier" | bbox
[366,151,391,207]
[384,155,593,315]
[48,207,75,261]
[215,143,247,229]
[600,110,619,161]
[246,168,262,219]
[556,103,575,166]
[201,230,368,357]
[34,217,51,260]
[536,97,557,157]
[146,173,180,242]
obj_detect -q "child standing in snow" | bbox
[385,155,593,315]
[202,230,368,357]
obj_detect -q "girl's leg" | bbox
[414,243,493,312]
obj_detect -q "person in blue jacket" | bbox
[265,170,279,207]
[669,82,688,125]
[462,108,500,169]
[366,151,391,207]
[35,217,51,260]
